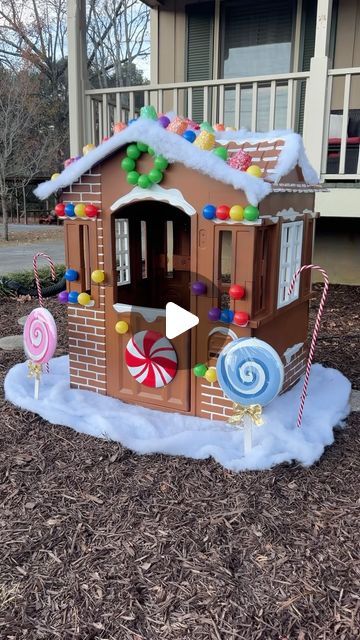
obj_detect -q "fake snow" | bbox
[4,356,351,472]
[34,119,318,206]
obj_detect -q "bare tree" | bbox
[0,70,58,240]
[0,0,150,89]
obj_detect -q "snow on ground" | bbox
[5,356,351,472]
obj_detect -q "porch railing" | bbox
[321,67,360,180]
[84,68,360,183]
[85,71,310,143]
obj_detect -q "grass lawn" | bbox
[0,286,359,639]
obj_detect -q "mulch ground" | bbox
[0,286,359,640]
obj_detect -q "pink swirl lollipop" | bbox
[23,308,57,364]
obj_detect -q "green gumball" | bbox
[200,121,214,133]
[138,174,151,189]
[121,157,135,172]
[126,144,141,160]
[147,147,155,156]
[213,146,228,160]
[140,105,157,120]
[148,168,163,184]
[154,155,169,171]
[244,205,260,221]
[127,171,140,185]
[193,363,208,377]
[137,141,148,152]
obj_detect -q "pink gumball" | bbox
[23,308,57,364]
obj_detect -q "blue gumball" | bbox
[68,291,79,304]
[65,203,75,217]
[65,268,79,282]
[128,118,137,125]
[220,309,232,323]
[183,130,196,143]
[203,204,216,220]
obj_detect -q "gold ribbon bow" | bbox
[228,403,263,427]
[28,361,42,380]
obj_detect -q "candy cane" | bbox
[288,264,329,428]
[32,253,56,373]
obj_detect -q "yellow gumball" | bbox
[51,173,60,181]
[115,321,129,334]
[246,165,262,178]
[74,203,86,218]
[204,367,217,383]
[229,205,244,221]
[91,269,105,284]
[78,292,91,306]
[83,143,96,155]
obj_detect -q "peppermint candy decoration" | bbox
[23,308,57,364]
[125,330,177,388]
[227,149,252,172]
[216,337,284,406]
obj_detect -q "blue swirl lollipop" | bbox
[216,337,284,406]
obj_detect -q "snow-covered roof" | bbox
[34,118,319,206]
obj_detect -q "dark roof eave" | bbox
[141,0,166,7]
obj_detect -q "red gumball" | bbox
[85,204,99,218]
[55,203,65,217]
[234,311,250,326]
[216,205,230,220]
[229,284,245,300]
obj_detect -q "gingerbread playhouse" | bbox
[35,114,321,422]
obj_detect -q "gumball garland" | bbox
[121,142,169,188]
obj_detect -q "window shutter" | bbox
[186,2,214,122]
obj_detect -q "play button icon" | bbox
[166,302,199,339]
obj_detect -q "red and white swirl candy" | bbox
[23,308,57,364]
[125,330,177,388]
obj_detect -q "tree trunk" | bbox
[1,194,9,241]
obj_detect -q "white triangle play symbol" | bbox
[165,302,199,339]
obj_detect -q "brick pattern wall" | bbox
[281,344,308,393]
[198,344,308,421]
[63,170,107,394]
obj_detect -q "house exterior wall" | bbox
[332,0,360,109]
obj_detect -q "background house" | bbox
[67,0,360,283]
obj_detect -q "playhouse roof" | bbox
[34,118,319,207]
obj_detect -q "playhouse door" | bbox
[108,202,191,413]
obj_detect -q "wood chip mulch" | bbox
[0,287,359,640]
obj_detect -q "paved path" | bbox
[0,240,64,275]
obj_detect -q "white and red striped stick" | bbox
[33,252,56,373]
[288,264,329,428]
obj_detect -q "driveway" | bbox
[0,240,65,275]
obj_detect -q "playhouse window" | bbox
[115,218,131,285]
[166,220,174,278]
[277,221,303,308]
[141,220,148,279]
[218,230,232,308]
[79,223,91,293]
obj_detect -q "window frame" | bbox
[115,218,131,286]
[277,220,304,309]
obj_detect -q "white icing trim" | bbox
[283,342,304,365]
[208,327,238,340]
[113,303,165,322]
[110,184,196,215]
[213,218,263,226]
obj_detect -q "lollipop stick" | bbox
[34,377,40,400]
[243,414,253,455]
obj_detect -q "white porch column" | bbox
[67,0,88,156]
[303,0,333,178]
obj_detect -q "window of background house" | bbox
[115,218,130,285]
[220,0,294,129]
[277,221,303,308]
